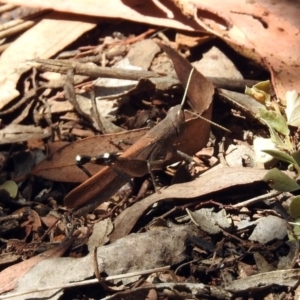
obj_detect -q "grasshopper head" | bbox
[167,104,185,136]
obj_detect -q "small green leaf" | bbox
[288,217,300,241]
[257,107,289,136]
[263,168,300,192]
[291,150,300,167]
[289,196,300,218]
[260,119,288,150]
[262,150,297,166]
[0,180,18,198]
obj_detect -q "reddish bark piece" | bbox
[191,0,300,103]
[0,237,75,294]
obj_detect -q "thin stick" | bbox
[232,190,282,209]
[28,59,259,91]
[90,89,106,134]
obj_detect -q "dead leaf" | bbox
[110,167,271,241]
[1,224,197,299]
[193,46,243,79]
[187,208,231,234]
[33,128,149,183]
[0,11,96,109]
[158,43,214,115]
[1,0,199,31]
[87,218,113,252]
[249,215,287,244]
[127,39,161,70]
[192,0,300,103]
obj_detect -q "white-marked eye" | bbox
[103,153,110,159]
[75,155,82,162]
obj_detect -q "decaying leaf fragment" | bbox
[187,208,231,234]
[249,215,287,244]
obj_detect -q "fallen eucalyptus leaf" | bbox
[111,167,273,241]
[33,128,148,183]
[254,252,276,272]
[87,218,113,252]
[1,224,197,300]
[225,269,300,293]
[0,124,51,145]
[263,168,300,192]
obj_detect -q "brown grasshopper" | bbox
[65,45,215,214]
[65,100,186,213]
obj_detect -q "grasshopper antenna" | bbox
[188,110,231,133]
[180,67,195,109]
[181,66,230,133]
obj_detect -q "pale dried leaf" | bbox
[87,218,113,252]
[0,11,96,109]
[187,208,231,234]
[225,269,300,293]
[249,215,287,244]
[111,167,273,241]
[1,0,198,31]
[2,225,197,299]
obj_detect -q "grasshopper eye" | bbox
[103,153,110,159]
[177,109,185,122]
[76,155,91,165]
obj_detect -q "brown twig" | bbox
[28,58,259,92]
